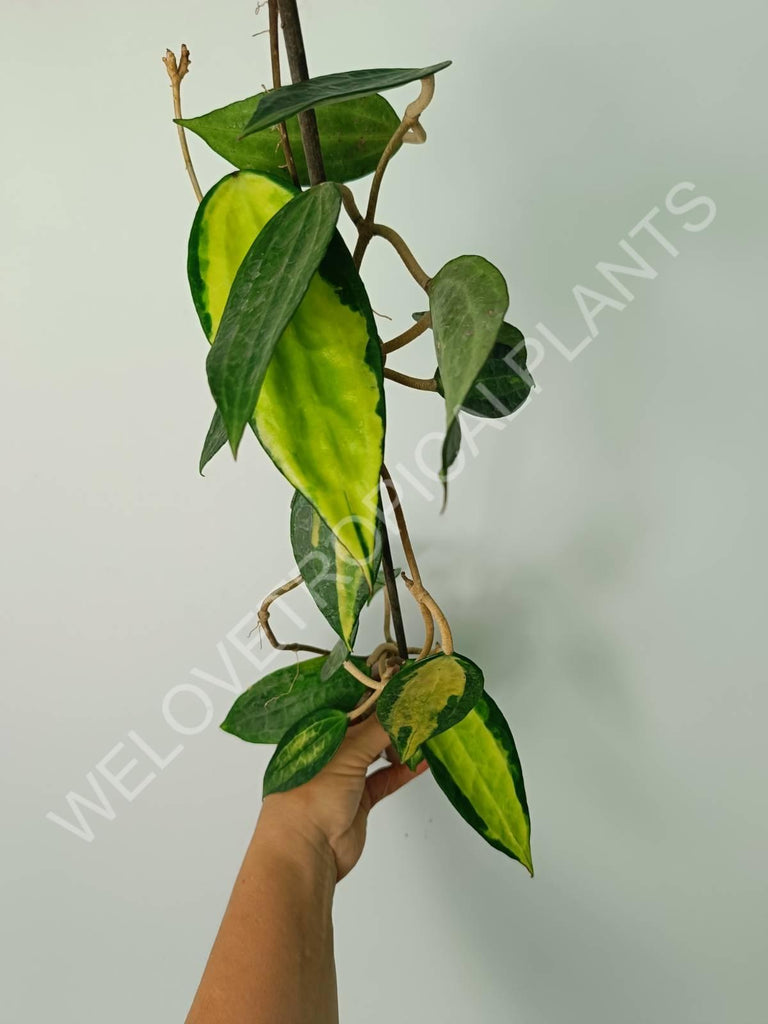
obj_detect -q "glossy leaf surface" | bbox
[428,256,508,485]
[425,692,533,873]
[377,653,483,769]
[205,180,342,453]
[189,171,385,584]
[221,655,368,744]
[243,62,452,135]
[263,707,348,795]
[178,93,400,185]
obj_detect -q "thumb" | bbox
[344,713,390,765]
[366,758,429,808]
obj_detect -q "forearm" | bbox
[186,807,339,1024]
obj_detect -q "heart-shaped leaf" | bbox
[221,655,369,744]
[428,256,508,492]
[435,321,533,419]
[263,707,349,795]
[189,171,385,586]
[377,652,483,769]
[242,62,452,136]
[425,692,533,874]
[177,93,400,186]
[205,180,342,454]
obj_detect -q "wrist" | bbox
[256,796,339,885]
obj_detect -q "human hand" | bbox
[257,714,428,881]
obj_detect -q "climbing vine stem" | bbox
[353,75,436,269]
[257,576,330,655]
[267,0,299,186]
[380,465,451,657]
[383,314,431,357]
[162,45,203,202]
[383,369,438,391]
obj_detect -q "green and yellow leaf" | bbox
[425,692,533,874]
[188,171,385,584]
[263,707,349,795]
[290,491,381,648]
[221,655,369,744]
[205,180,342,453]
[377,653,483,769]
[177,92,401,186]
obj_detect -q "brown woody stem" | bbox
[410,582,453,655]
[276,0,326,184]
[339,187,429,290]
[273,1,408,662]
[347,684,384,722]
[378,511,408,660]
[268,0,299,186]
[343,659,380,689]
[382,587,394,644]
[353,76,435,269]
[383,314,431,357]
[381,465,453,657]
[162,46,203,203]
[370,224,430,289]
[384,368,438,391]
[257,576,330,655]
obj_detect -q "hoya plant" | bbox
[163,0,534,874]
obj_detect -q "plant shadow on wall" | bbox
[162,2,548,876]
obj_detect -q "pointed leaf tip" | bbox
[204,182,342,452]
[242,62,452,135]
[425,692,532,872]
[429,256,509,499]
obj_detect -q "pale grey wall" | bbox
[2,0,766,1020]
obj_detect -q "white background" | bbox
[2,0,767,1020]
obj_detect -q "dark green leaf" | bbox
[441,418,462,487]
[321,638,350,682]
[428,255,509,492]
[435,322,533,419]
[425,692,533,873]
[263,707,349,795]
[205,181,342,454]
[178,93,401,186]
[377,652,483,770]
[199,408,228,474]
[221,655,368,744]
[290,491,382,648]
[242,62,452,136]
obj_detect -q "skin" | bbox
[186,714,428,1024]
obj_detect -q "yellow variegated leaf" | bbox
[188,171,385,584]
[377,653,483,769]
[290,491,381,648]
[262,707,348,795]
[425,692,533,874]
